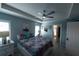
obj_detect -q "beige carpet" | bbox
[43,47,72,56]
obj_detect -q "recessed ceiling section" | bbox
[1,3,74,22]
[6,3,72,21]
[69,3,79,19]
[46,3,73,20]
[1,3,42,22]
[6,3,47,19]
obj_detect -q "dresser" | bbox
[0,40,14,56]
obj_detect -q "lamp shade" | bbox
[0,31,9,37]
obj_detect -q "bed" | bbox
[17,36,53,56]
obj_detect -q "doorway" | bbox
[52,24,62,47]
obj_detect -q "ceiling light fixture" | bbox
[42,16,46,19]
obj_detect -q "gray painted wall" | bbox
[41,20,67,48]
[0,12,41,44]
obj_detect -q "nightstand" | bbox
[0,40,14,56]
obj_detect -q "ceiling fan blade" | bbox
[46,16,54,18]
[47,11,55,15]
[43,19,54,21]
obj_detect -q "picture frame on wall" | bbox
[44,28,48,32]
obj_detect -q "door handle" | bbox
[66,38,69,40]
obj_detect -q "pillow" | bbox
[24,32,30,39]
[19,39,28,43]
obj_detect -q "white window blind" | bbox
[0,22,9,32]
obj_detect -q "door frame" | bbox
[52,24,62,47]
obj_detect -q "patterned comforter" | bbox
[19,36,50,55]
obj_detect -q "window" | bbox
[35,25,40,36]
[0,22,9,32]
[0,22,10,43]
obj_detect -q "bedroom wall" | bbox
[41,20,67,48]
[0,12,41,44]
[41,18,79,48]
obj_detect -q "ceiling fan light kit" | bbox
[42,16,46,19]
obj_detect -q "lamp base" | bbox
[2,37,7,44]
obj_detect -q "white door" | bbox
[66,22,79,55]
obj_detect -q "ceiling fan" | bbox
[40,10,55,20]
